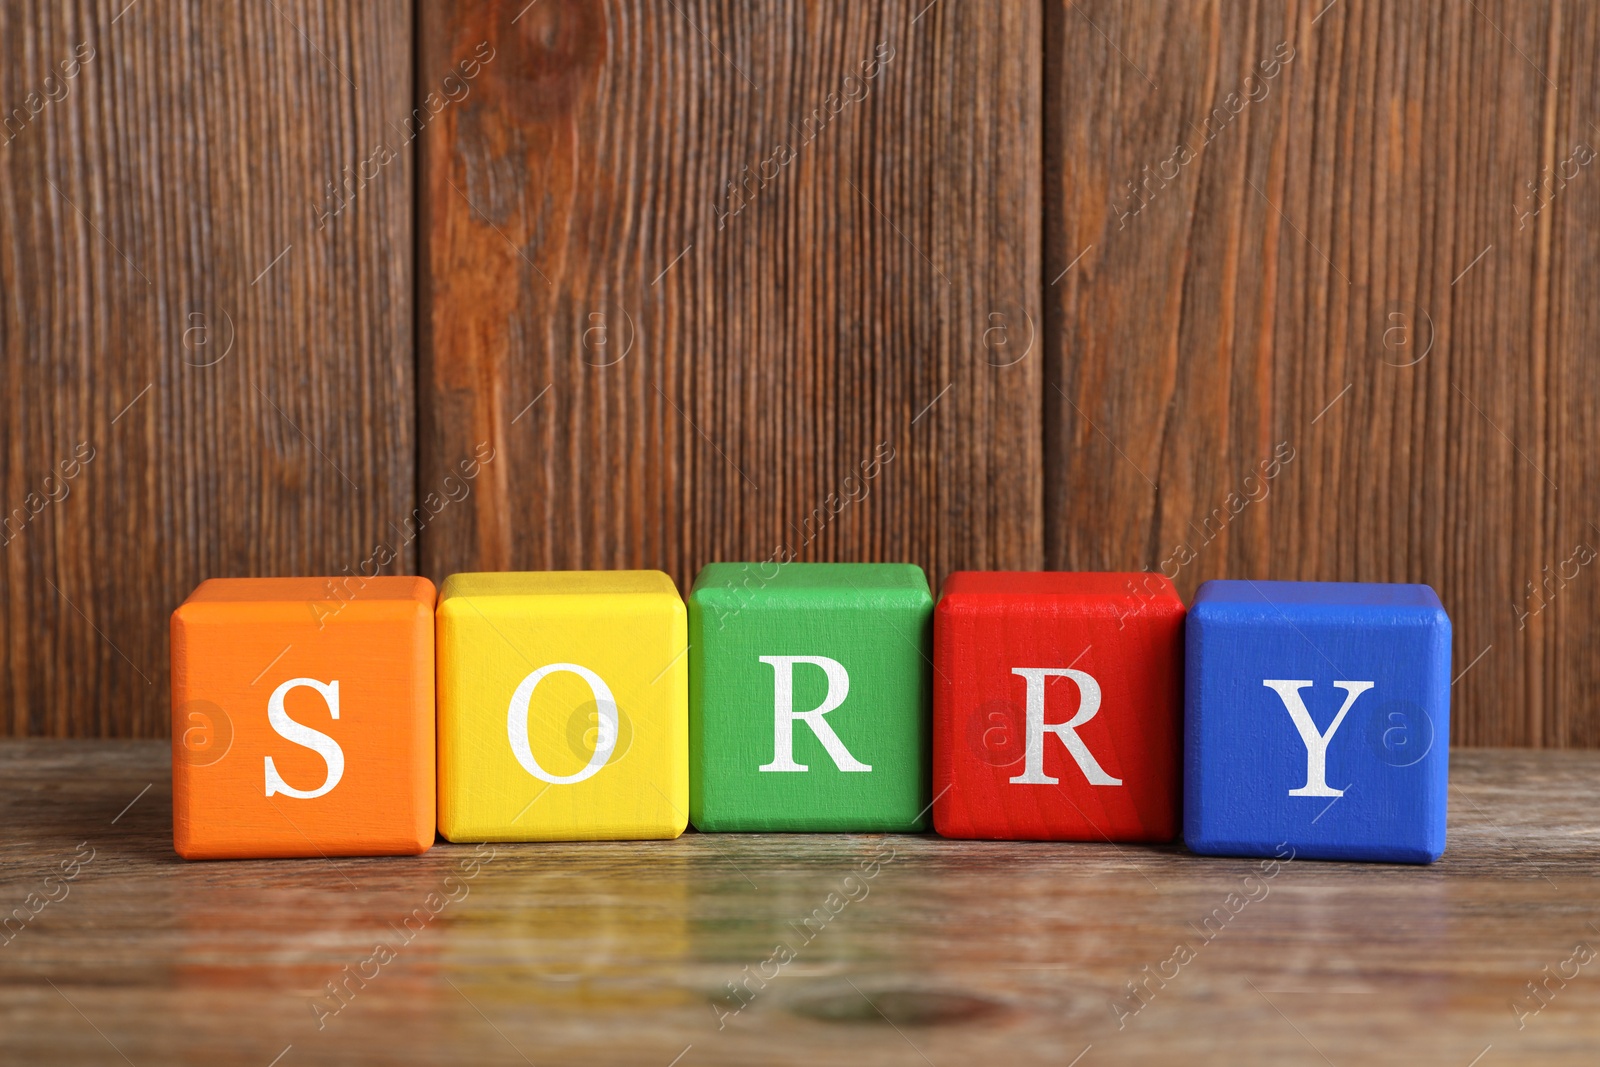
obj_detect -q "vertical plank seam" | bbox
[1529,0,1560,747]
[410,0,422,580]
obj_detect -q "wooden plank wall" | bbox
[417,0,1043,587]
[0,0,414,736]
[1045,0,1600,746]
[2,0,1596,745]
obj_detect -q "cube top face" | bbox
[939,570,1184,608]
[1185,580,1451,864]
[441,570,680,601]
[691,561,932,608]
[170,576,437,860]
[688,562,933,832]
[436,571,689,842]
[1192,579,1448,622]
[178,576,436,622]
[933,572,1184,842]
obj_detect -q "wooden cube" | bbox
[932,571,1184,841]
[170,576,436,860]
[435,571,688,841]
[1184,580,1451,863]
[687,562,933,832]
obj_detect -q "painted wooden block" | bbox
[688,562,933,831]
[1184,580,1451,863]
[170,576,437,860]
[932,571,1184,841]
[436,571,688,842]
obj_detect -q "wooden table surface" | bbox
[1,742,1596,1065]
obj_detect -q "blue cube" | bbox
[1184,580,1451,864]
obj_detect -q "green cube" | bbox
[688,562,933,832]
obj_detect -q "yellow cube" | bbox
[436,571,688,841]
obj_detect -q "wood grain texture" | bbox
[1044,0,1600,747]
[0,1,415,737]
[418,0,1044,593]
[3,742,1600,1063]
[8,0,1598,755]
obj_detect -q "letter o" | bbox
[507,663,618,784]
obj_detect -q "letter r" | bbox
[757,655,870,773]
[1008,668,1123,786]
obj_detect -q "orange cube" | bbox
[170,576,437,859]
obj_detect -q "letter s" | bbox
[264,678,345,799]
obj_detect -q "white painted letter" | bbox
[508,663,618,785]
[1263,679,1373,797]
[757,655,870,772]
[264,678,345,799]
[1009,668,1123,786]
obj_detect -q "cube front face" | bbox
[436,571,688,842]
[932,572,1184,841]
[688,563,933,832]
[1184,580,1451,864]
[170,577,437,860]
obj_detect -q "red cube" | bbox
[932,571,1184,841]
